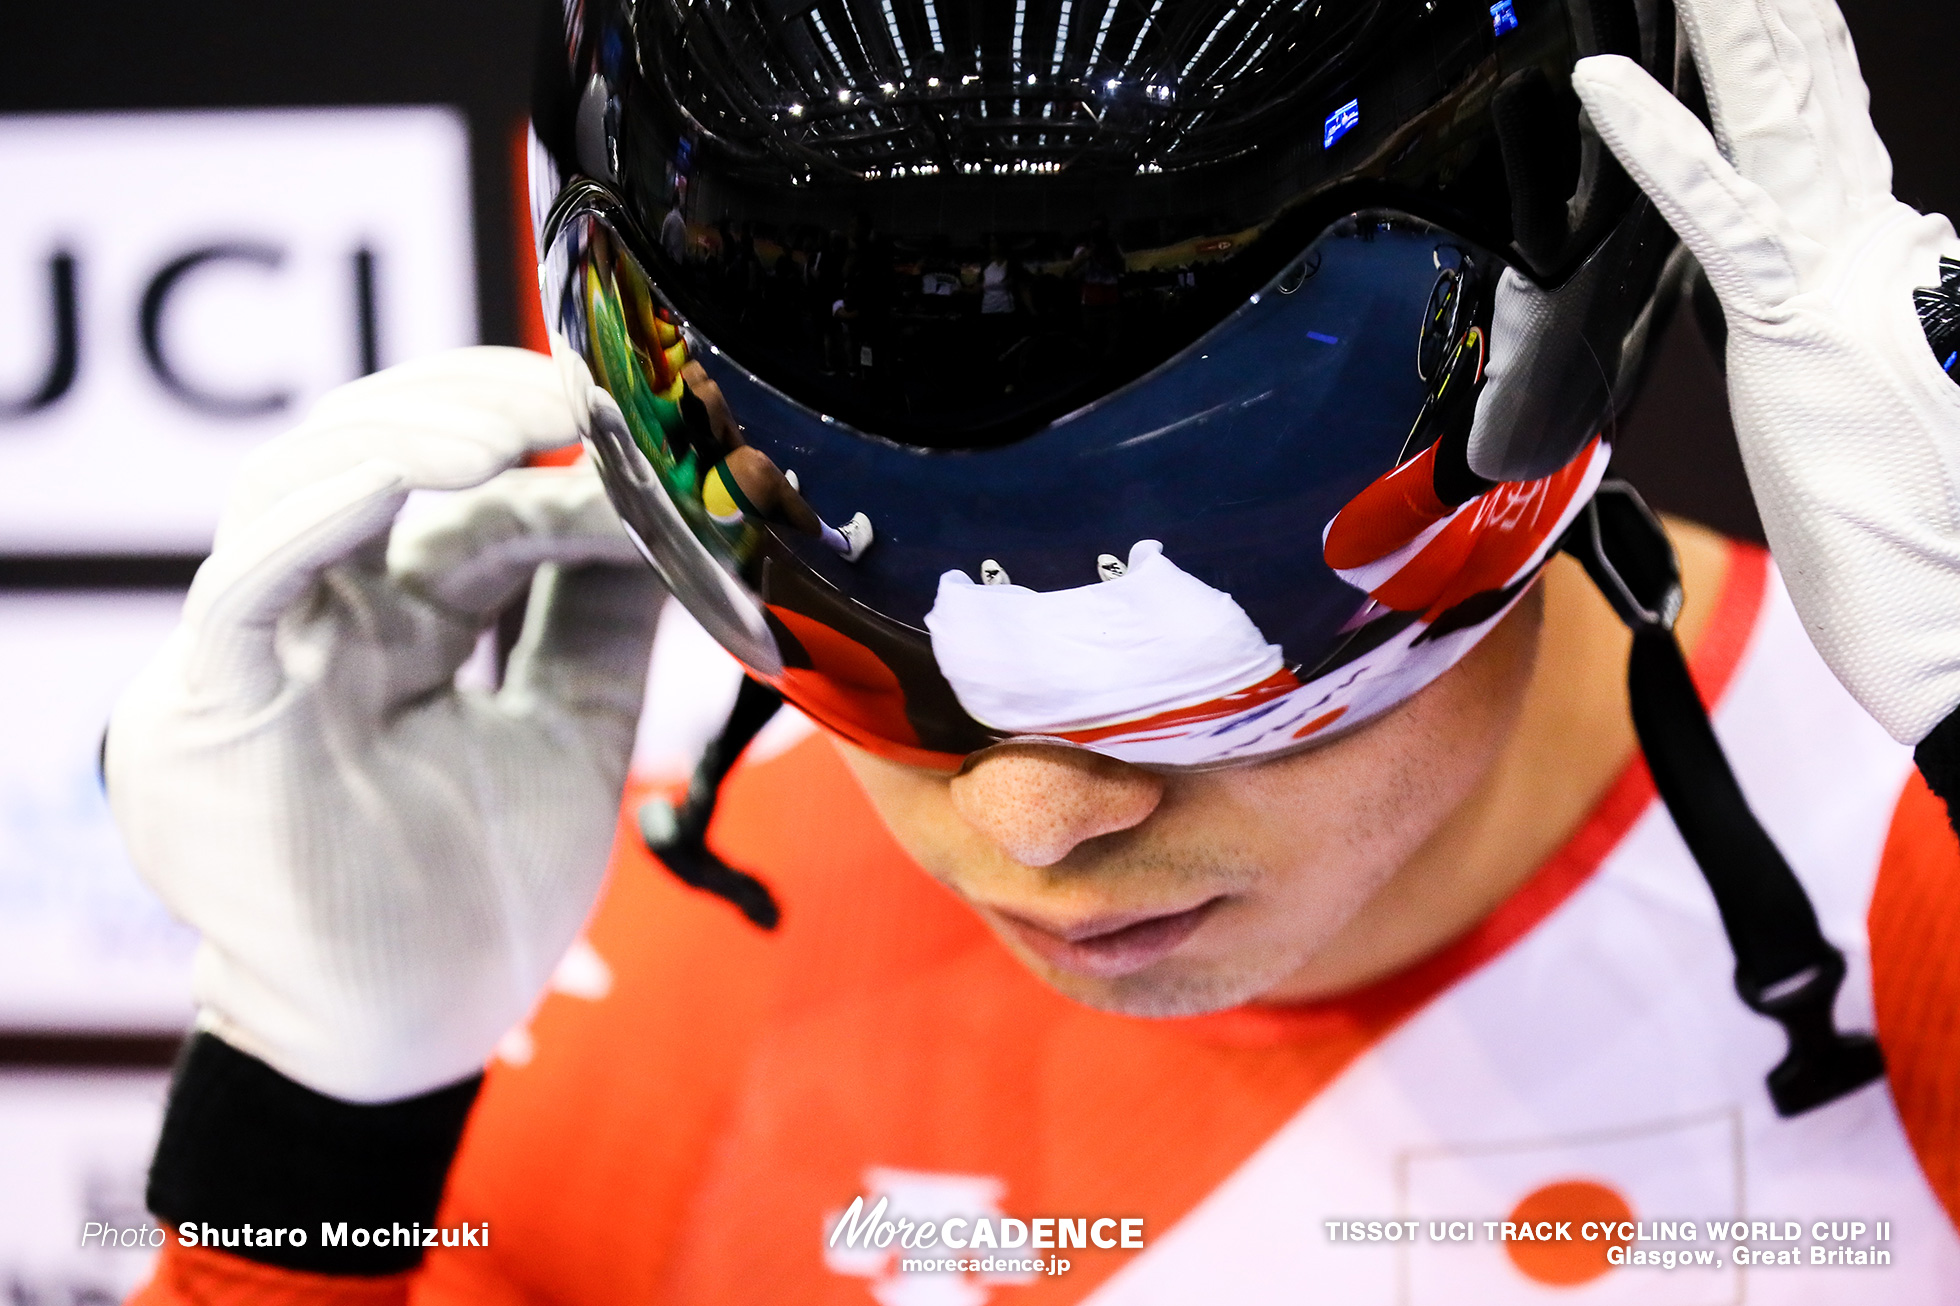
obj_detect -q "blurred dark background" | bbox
[2,0,1949,544]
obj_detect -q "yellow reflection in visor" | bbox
[579,237,761,566]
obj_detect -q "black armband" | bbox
[1913,704,1960,841]
[147,1032,482,1276]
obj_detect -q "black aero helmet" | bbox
[529,0,1894,1118]
[529,0,1691,770]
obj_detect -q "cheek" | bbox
[1205,739,1432,939]
[1214,623,1536,927]
[833,742,975,882]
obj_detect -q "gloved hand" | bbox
[1571,0,1960,744]
[107,347,663,1103]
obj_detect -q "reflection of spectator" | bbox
[813,230,848,374]
[727,221,760,307]
[980,236,1032,396]
[660,197,687,264]
[840,214,894,382]
[1071,216,1124,361]
[980,238,1025,317]
[763,229,806,345]
[712,217,736,284]
[920,235,960,301]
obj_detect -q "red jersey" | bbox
[134,545,1960,1304]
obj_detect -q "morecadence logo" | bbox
[823,1168,1146,1305]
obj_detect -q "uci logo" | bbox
[4,243,383,421]
[0,108,476,552]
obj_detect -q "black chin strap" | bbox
[1562,480,1886,1116]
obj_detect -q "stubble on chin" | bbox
[1006,923,1318,1020]
[1056,966,1276,1019]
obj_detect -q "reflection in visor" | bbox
[559,0,1667,451]
[544,191,1612,769]
[548,213,783,679]
[582,234,704,517]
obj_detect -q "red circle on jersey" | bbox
[1505,1178,1634,1286]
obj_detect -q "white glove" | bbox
[106,347,663,1103]
[1571,0,1960,743]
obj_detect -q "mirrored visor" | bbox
[542,183,1603,770]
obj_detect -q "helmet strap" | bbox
[1563,480,1886,1116]
[638,674,785,930]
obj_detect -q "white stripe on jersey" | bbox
[1085,569,1960,1304]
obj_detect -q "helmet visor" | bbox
[541,182,1608,770]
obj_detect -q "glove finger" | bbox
[1785,0,1895,207]
[501,559,664,766]
[390,463,642,619]
[181,458,410,709]
[382,464,645,708]
[1675,0,1819,204]
[1675,0,1882,236]
[1573,55,1808,321]
[217,347,580,546]
[180,349,584,710]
